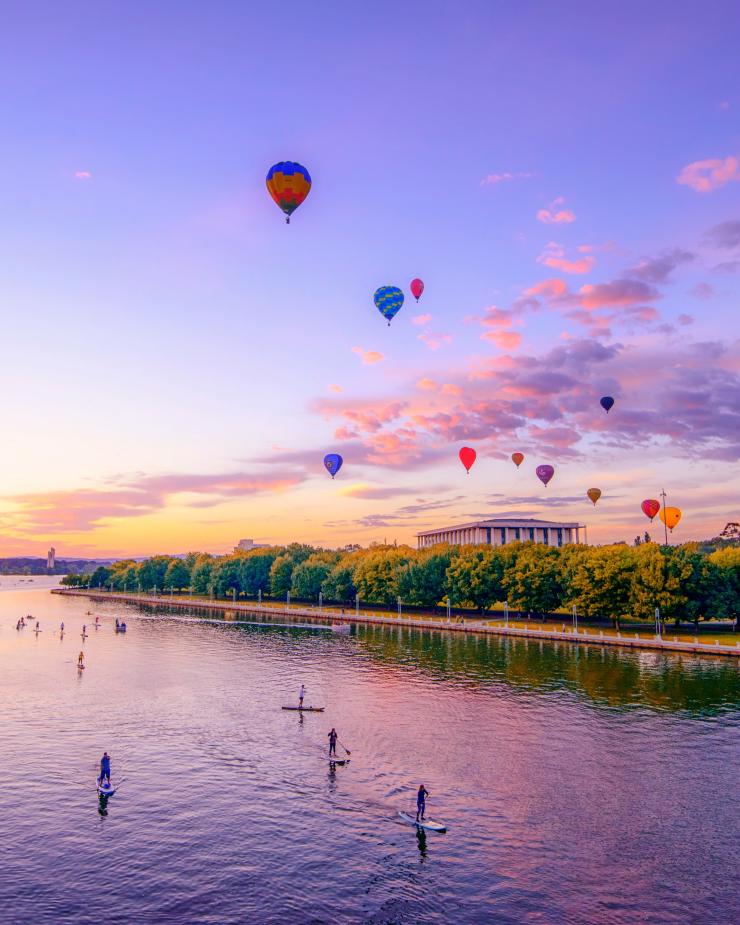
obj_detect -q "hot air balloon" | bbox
[323,453,343,479]
[410,278,424,302]
[641,499,660,521]
[459,447,476,473]
[536,464,554,487]
[511,452,524,468]
[373,286,404,325]
[266,161,311,223]
[600,396,615,414]
[659,506,682,532]
[587,488,601,506]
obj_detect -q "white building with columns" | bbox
[416,517,585,549]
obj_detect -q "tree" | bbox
[137,556,173,592]
[191,554,215,594]
[503,544,565,617]
[629,544,686,625]
[239,550,278,596]
[90,565,111,588]
[322,559,357,602]
[213,557,243,596]
[353,547,413,606]
[269,555,295,598]
[445,546,505,611]
[165,559,191,591]
[291,552,337,601]
[397,547,453,607]
[565,545,635,628]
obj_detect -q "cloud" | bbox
[351,346,384,364]
[481,330,523,350]
[524,278,568,298]
[689,282,714,299]
[337,483,419,500]
[629,248,694,283]
[416,377,438,391]
[7,470,304,534]
[578,242,618,254]
[578,278,659,310]
[480,171,534,186]
[537,197,576,224]
[441,383,463,396]
[677,156,740,192]
[537,242,595,274]
[74,170,92,179]
[412,313,432,326]
[418,332,452,350]
[328,384,343,393]
[702,220,740,249]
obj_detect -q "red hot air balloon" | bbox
[459,446,476,473]
[410,278,424,302]
[511,452,524,468]
[536,464,555,487]
[641,499,660,522]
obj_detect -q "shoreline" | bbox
[52,589,740,659]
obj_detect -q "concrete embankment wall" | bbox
[51,589,740,659]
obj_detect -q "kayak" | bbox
[398,812,447,833]
[96,778,116,797]
[281,705,324,712]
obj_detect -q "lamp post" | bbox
[232,588,236,603]
[397,596,402,618]
[447,598,451,623]
[504,600,509,628]
[318,591,323,611]
[258,588,262,606]
[660,489,669,545]
[355,593,359,616]
[655,607,661,637]
[189,585,193,598]
[572,604,578,632]
[286,591,290,612]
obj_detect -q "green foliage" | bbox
[137,556,173,592]
[503,544,565,615]
[565,545,634,627]
[291,552,338,600]
[269,555,294,598]
[165,559,191,590]
[238,549,279,595]
[353,546,414,606]
[191,555,215,594]
[446,545,504,610]
[397,546,454,607]
[90,565,112,588]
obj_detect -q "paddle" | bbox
[339,740,351,756]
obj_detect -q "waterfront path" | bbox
[52,589,739,659]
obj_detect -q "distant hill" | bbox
[0,557,116,576]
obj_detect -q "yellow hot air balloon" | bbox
[659,506,682,531]
[587,488,601,506]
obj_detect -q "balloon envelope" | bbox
[600,396,615,413]
[459,446,476,473]
[410,278,424,301]
[323,453,343,479]
[266,161,311,223]
[659,506,682,531]
[536,464,555,486]
[511,452,524,468]
[587,488,601,505]
[641,499,660,521]
[374,286,404,325]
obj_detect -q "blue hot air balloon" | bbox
[323,453,343,479]
[373,286,404,326]
[600,396,615,414]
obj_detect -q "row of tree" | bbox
[61,541,740,629]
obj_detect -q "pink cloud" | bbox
[412,313,432,326]
[578,242,618,254]
[578,278,659,310]
[689,282,714,299]
[480,171,534,186]
[328,384,343,393]
[74,170,92,179]
[441,383,463,396]
[537,197,576,224]
[351,346,384,364]
[416,377,438,391]
[676,156,740,192]
[538,243,595,274]
[524,278,568,298]
[481,330,523,349]
[418,332,452,350]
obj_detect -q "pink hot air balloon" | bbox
[536,464,555,487]
[410,278,424,302]
[641,499,660,522]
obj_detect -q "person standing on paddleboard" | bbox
[416,785,429,822]
[77,651,85,669]
[99,752,111,786]
[299,684,306,709]
[328,728,338,757]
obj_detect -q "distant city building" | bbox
[234,538,269,552]
[47,547,56,569]
[417,517,585,549]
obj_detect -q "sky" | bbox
[0,0,739,557]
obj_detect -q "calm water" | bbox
[0,588,738,925]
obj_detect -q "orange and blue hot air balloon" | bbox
[374,286,404,325]
[266,161,311,223]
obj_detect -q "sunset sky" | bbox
[1,1,739,557]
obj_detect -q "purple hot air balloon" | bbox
[536,464,555,487]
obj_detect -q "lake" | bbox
[0,586,738,924]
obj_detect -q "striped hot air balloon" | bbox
[266,161,312,223]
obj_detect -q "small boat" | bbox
[281,705,324,712]
[398,812,447,833]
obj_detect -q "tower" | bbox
[47,547,56,570]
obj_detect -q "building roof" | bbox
[417,517,583,536]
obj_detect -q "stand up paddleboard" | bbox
[398,812,447,833]
[281,705,324,712]
[328,756,349,765]
[96,778,116,797]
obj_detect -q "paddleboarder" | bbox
[77,651,85,669]
[99,752,111,786]
[328,727,338,757]
[299,684,306,709]
[416,784,429,822]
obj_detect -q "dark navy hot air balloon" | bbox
[323,454,343,479]
[600,396,615,414]
[374,286,404,325]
